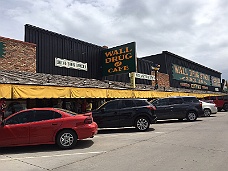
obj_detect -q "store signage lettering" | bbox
[180,82,209,90]
[102,42,136,76]
[180,82,190,88]
[211,76,221,87]
[55,58,87,71]
[202,86,209,90]
[172,64,211,86]
[129,72,155,81]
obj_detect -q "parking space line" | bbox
[155,132,165,134]
[0,151,107,161]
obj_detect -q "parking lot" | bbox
[1,112,228,171]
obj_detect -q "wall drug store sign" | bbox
[172,64,221,90]
[102,42,136,76]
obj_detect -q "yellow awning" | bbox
[0,83,222,99]
[71,88,107,98]
[13,85,71,98]
[107,89,133,98]
[0,84,12,98]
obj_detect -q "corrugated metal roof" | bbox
[162,51,221,74]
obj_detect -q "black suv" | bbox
[151,96,203,121]
[92,99,157,131]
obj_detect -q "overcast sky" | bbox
[1,0,228,79]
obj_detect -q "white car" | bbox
[200,100,217,117]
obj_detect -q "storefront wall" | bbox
[143,51,222,92]
[25,24,104,80]
[0,36,36,73]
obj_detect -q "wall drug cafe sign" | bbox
[102,42,136,76]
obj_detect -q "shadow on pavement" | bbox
[156,119,203,124]
[98,127,155,134]
[0,139,94,154]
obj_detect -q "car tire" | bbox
[56,130,77,149]
[204,109,211,117]
[186,111,197,121]
[223,104,228,112]
[135,116,150,132]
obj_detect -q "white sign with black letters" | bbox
[129,72,155,81]
[55,57,87,71]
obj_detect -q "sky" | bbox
[1,0,228,79]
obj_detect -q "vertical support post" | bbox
[130,72,136,88]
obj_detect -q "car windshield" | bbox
[56,108,78,116]
[96,101,108,110]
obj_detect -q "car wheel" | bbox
[204,109,211,117]
[56,130,77,149]
[223,104,228,112]
[186,111,197,121]
[135,117,150,132]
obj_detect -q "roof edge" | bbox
[0,36,36,47]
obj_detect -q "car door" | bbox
[0,111,32,146]
[168,98,187,118]
[29,110,62,144]
[152,99,171,119]
[118,100,137,127]
[92,100,120,128]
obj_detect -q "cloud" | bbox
[1,0,228,79]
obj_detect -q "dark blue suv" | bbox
[151,96,203,121]
[92,99,157,131]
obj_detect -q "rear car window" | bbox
[100,100,119,110]
[217,96,223,100]
[152,98,170,106]
[34,110,61,121]
[134,100,150,106]
[210,96,216,100]
[121,100,136,108]
[182,97,199,103]
[169,98,183,104]
[57,108,77,115]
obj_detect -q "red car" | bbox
[0,108,98,149]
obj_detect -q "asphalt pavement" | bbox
[1,112,228,171]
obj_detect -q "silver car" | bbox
[200,100,217,117]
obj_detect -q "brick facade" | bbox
[0,36,36,73]
[151,71,170,88]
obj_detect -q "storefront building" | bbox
[142,51,222,92]
[24,24,161,86]
[0,25,225,118]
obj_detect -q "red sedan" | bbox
[0,108,98,149]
